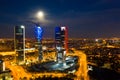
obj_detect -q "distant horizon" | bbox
[1,36,120,39]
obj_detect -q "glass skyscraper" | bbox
[14,25,25,65]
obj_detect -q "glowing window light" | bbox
[61,26,66,31]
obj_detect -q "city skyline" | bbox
[0,0,120,38]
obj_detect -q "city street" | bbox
[67,51,89,80]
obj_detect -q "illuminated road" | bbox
[67,51,89,80]
[0,51,15,56]
[5,61,31,80]
[2,50,89,80]
[5,61,68,80]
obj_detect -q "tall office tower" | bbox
[55,26,68,63]
[14,25,25,65]
[35,26,43,61]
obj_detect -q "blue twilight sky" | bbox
[0,0,120,38]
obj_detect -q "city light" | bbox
[1,0,120,80]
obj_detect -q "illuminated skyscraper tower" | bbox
[55,26,68,63]
[14,25,25,65]
[35,26,43,61]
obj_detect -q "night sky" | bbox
[0,0,120,38]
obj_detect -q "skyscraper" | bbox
[35,26,43,61]
[14,25,25,65]
[55,26,68,63]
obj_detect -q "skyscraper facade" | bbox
[55,26,68,63]
[35,26,43,61]
[14,25,25,65]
